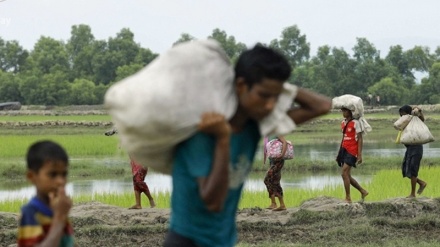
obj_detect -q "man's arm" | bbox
[197,113,231,212]
[277,136,288,159]
[287,87,332,125]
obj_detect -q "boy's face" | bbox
[27,160,68,198]
[237,77,284,121]
[341,108,352,118]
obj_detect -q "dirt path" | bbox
[2,196,440,247]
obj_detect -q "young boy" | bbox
[128,157,156,209]
[18,140,74,247]
[163,44,332,247]
[105,129,156,209]
[338,108,369,203]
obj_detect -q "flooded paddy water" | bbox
[2,141,439,202]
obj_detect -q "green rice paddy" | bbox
[0,115,111,122]
[0,135,120,158]
[1,110,439,214]
[1,167,438,213]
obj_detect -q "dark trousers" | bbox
[163,230,198,247]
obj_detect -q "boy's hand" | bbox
[356,155,363,166]
[198,112,231,139]
[272,156,284,161]
[49,187,72,220]
[412,107,422,116]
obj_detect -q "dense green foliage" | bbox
[1,25,440,105]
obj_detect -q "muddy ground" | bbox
[2,196,440,247]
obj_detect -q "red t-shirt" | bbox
[341,119,361,156]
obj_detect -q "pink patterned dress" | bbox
[130,159,151,194]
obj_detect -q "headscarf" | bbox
[399,105,412,115]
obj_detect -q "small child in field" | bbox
[104,129,156,209]
[17,140,74,247]
[129,157,156,209]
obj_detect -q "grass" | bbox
[0,135,120,158]
[236,239,440,247]
[241,166,438,209]
[2,166,438,213]
[236,196,440,247]
[2,107,440,245]
[74,191,171,209]
[0,115,111,122]
[0,157,131,182]
[0,109,439,211]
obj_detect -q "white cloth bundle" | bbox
[393,115,412,131]
[332,94,372,134]
[104,39,297,174]
[399,116,434,145]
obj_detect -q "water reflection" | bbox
[0,172,373,202]
[256,142,440,161]
[2,141,439,202]
[0,174,173,202]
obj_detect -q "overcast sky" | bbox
[1,0,439,57]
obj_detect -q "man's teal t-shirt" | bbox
[170,120,260,247]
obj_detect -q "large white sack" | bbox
[332,94,372,133]
[105,39,298,174]
[332,94,364,119]
[400,116,435,145]
[393,115,412,131]
[105,39,237,174]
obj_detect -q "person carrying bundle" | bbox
[105,41,332,247]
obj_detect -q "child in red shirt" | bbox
[129,158,156,209]
[338,108,369,203]
[105,129,156,209]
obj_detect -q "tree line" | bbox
[0,24,439,106]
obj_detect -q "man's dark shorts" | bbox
[402,144,423,178]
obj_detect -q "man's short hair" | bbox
[234,44,291,87]
[26,140,69,172]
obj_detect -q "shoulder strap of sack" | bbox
[340,119,352,147]
[343,119,352,134]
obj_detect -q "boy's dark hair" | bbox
[399,105,412,115]
[234,44,292,87]
[26,140,69,172]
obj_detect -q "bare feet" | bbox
[266,203,277,209]
[406,195,416,199]
[129,205,142,209]
[272,207,286,211]
[345,197,352,203]
[149,200,156,208]
[360,191,369,202]
[417,183,427,195]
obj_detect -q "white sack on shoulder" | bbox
[400,116,434,145]
[104,39,237,174]
[332,94,372,133]
[259,83,297,136]
[104,39,299,174]
[393,115,412,131]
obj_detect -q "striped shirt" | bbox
[17,197,74,247]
